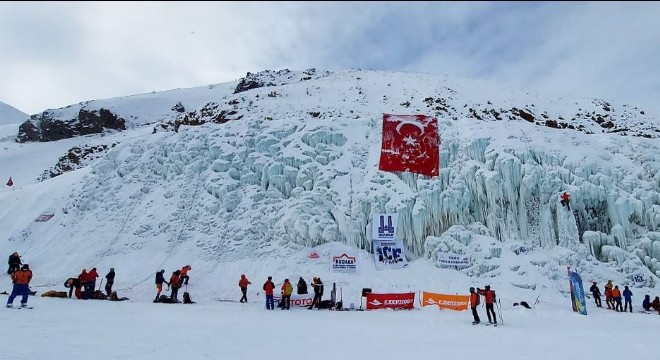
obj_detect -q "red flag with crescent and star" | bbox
[6,177,13,187]
[378,114,439,176]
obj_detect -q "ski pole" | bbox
[98,278,104,291]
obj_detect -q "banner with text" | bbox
[436,252,471,269]
[332,253,357,273]
[421,291,469,311]
[372,239,408,270]
[372,213,398,241]
[568,267,587,315]
[366,292,415,310]
[272,293,315,308]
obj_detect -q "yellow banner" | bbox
[421,291,469,311]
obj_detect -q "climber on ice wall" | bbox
[560,191,571,210]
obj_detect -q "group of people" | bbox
[154,265,192,303]
[63,267,115,300]
[238,275,325,310]
[589,280,659,314]
[469,285,499,325]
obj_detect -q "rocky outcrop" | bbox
[38,143,117,180]
[16,108,125,143]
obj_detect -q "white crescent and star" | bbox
[395,119,425,136]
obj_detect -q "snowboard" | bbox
[7,306,33,309]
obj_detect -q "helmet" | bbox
[469,287,475,292]
[22,264,29,269]
[485,285,491,290]
[160,269,165,273]
[82,268,87,272]
[110,268,115,272]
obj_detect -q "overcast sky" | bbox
[1,2,659,115]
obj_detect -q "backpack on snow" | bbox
[183,292,195,304]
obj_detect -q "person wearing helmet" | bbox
[469,287,481,325]
[238,274,252,303]
[154,269,169,302]
[589,281,602,307]
[180,265,191,286]
[7,264,32,308]
[477,285,497,325]
[105,268,116,297]
[604,280,614,309]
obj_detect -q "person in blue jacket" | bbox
[622,286,633,313]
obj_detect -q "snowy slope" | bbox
[0,100,28,125]
[0,69,659,308]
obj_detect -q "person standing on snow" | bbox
[105,268,115,297]
[297,277,308,295]
[622,286,633,313]
[169,270,182,302]
[280,279,293,310]
[7,252,21,275]
[309,277,324,309]
[87,268,99,298]
[238,274,252,303]
[7,264,32,308]
[589,281,602,308]
[604,280,614,309]
[154,269,169,302]
[612,285,623,312]
[469,287,481,324]
[560,192,571,210]
[477,285,497,325]
[263,276,275,310]
[642,295,651,312]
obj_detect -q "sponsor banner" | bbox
[633,274,646,283]
[366,292,415,310]
[372,213,398,241]
[332,253,357,273]
[272,293,315,308]
[378,114,440,177]
[568,267,587,315]
[436,253,471,269]
[372,239,407,270]
[421,292,469,311]
[35,214,54,222]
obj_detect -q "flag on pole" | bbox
[567,266,587,315]
[378,114,440,176]
[6,177,12,187]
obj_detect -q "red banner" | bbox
[379,114,439,176]
[366,292,415,310]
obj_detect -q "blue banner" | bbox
[568,268,587,315]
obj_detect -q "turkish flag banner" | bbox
[379,114,439,176]
[6,177,12,187]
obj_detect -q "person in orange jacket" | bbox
[604,280,614,309]
[239,274,252,303]
[469,287,481,324]
[477,285,497,325]
[180,265,191,286]
[612,285,623,312]
[7,264,33,308]
[280,279,293,310]
[169,270,182,302]
[263,276,275,310]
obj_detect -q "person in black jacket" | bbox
[297,277,308,295]
[64,277,81,298]
[154,269,169,302]
[105,268,115,297]
[308,277,324,309]
[7,252,21,275]
[589,281,602,308]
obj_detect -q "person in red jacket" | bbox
[477,285,497,325]
[560,192,571,210]
[180,265,191,286]
[87,268,99,299]
[7,264,33,308]
[78,268,91,299]
[263,276,275,310]
[169,270,182,302]
[239,274,252,303]
[469,287,481,324]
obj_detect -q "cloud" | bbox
[1,2,659,115]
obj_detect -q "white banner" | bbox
[372,239,408,270]
[372,213,398,241]
[272,293,315,308]
[436,252,471,269]
[332,253,357,273]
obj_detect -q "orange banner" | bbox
[421,291,469,311]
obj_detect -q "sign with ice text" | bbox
[372,239,407,270]
[372,213,398,241]
[436,252,471,269]
[332,253,357,273]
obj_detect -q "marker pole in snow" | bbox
[496,298,504,324]
[98,279,104,291]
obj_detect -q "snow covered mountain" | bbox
[1,68,659,304]
[0,100,28,125]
